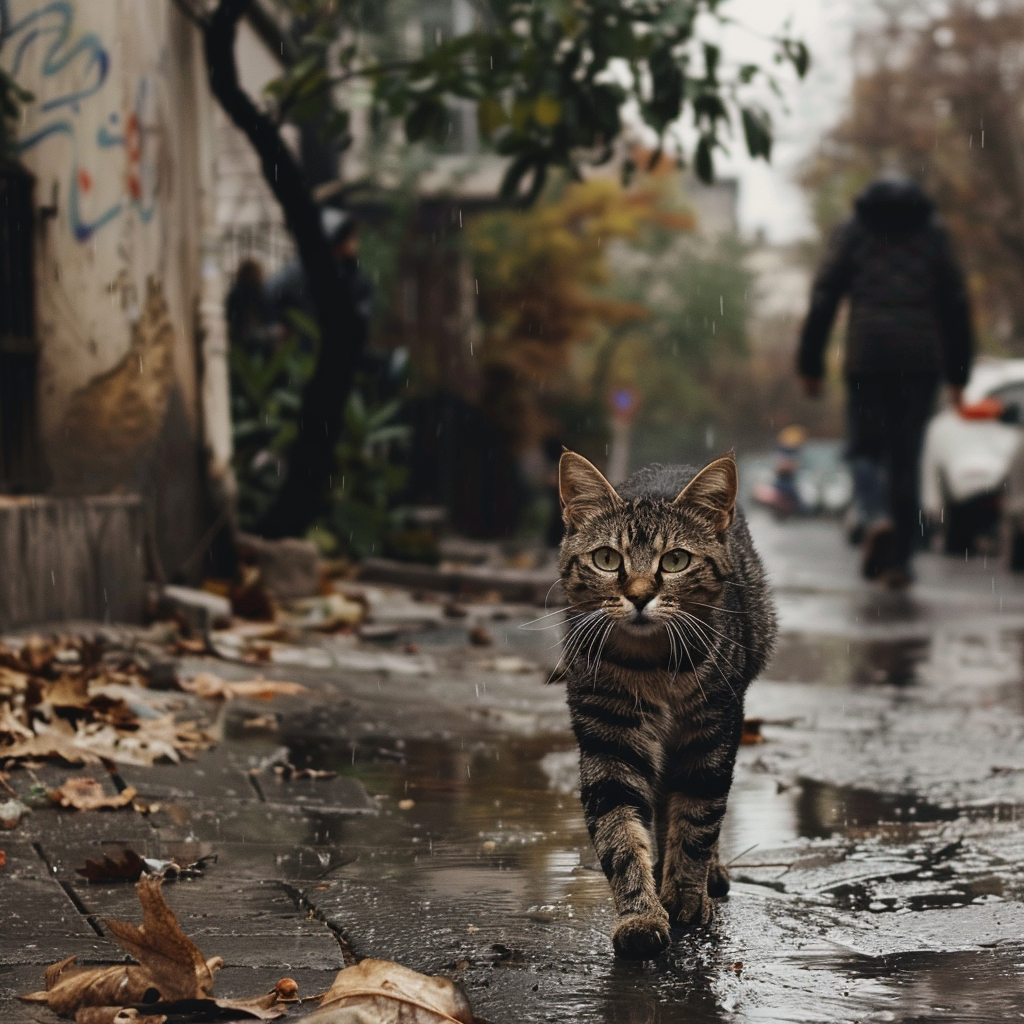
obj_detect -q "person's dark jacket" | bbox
[797,177,973,386]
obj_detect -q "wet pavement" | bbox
[7,511,1024,1021]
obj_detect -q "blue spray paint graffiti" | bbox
[0,0,159,241]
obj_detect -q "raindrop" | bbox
[719,295,723,315]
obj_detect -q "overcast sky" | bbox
[710,0,859,243]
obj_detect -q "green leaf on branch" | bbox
[782,39,810,78]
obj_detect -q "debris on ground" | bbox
[159,586,232,636]
[468,626,493,647]
[76,849,219,884]
[0,795,30,827]
[22,877,478,1024]
[21,877,286,1020]
[180,673,309,701]
[277,593,365,632]
[741,718,765,744]
[301,958,475,1024]
[476,656,539,674]
[236,534,322,603]
[0,636,215,769]
[76,849,148,883]
[50,777,138,811]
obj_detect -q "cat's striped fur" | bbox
[557,452,776,959]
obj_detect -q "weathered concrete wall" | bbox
[0,0,216,579]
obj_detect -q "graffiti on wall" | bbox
[0,0,161,241]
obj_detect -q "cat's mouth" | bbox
[619,611,663,632]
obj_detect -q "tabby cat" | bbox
[557,451,776,959]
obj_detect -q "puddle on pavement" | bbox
[247,724,1024,1022]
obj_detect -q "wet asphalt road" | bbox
[8,511,1024,1022]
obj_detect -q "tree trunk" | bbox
[204,0,366,538]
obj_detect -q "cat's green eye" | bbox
[660,550,691,573]
[592,547,622,572]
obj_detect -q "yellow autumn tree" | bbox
[469,175,692,450]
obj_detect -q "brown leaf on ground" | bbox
[307,959,475,1023]
[71,716,213,766]
[741,718,764,745]
[45,676,94,710]
[181,673,308,701]
[21,884,282,1020]
[0,700,34,741]
[53,777,139,811]
[76,849,147,883]
[103,877,219,1001]
[20,958,159,1017]
[0,665,32,696]
[1,734,102,765]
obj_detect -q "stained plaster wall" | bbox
[1,0,220,578]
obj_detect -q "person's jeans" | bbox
[850,455,889,529]
[846,373,940,571]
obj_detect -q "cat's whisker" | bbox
[667,619,708,702]
[681,600,748,617]
[677,609,754,652]
[674,614,740,703]
[518,607,576,630]
[590,619,615,682]
[542,578,563,609]
[562,610,606,666]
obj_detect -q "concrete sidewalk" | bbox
[7,513,1024,1021]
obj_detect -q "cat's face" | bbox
[557,454,737,641]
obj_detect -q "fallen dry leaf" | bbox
[0,700,34,740]
[21,958,160,1017]
[1,733,102,765]
[103,877,220,1001]
[181,673,308,701]
[53,778,139,811]
[76,849,147,884]
[74,1008,167,1023]
[303,959,475,1024]
[741,718,764,745]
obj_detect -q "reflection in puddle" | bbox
[768,633,932,687]
[266,729,1024,1022]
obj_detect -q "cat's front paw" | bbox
[611,911,671,960]
[661,885,714,928]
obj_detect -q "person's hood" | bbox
[854,176,934,234]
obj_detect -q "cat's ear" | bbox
[674,455,737,535]
[559,451,621,529]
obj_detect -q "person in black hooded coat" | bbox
[797,175,974,587]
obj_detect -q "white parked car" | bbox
[920,357,1024,553]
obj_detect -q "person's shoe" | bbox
[881,566,913,591]
[861,523,895,580]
